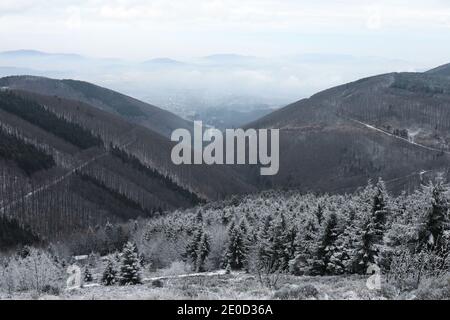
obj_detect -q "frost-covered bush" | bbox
[273,284,319,300]
[151,279,164,288]
[386,246,449,292]
[0,247,64,294]
[413,275,450,300]
[161,261,191,276]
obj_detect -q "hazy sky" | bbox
[0,0,449,65]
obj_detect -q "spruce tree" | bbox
[196,231,211,272]
[290,217,318,275]
[256,215,277,273]
[84,266,93,283]
[105,221,114,252]
[224,220,248,270]
[352,178,390,274]
[256,213,291,274]
[419,180,449,251]
[239,218,249,235]
[270,213,291,271]
[312,212,342,275]
[119,242,142,285]
[196,210,203,224]
[283,225,298,271]
[372,178,389,244]
[102,258,118,286]
[315,203,324,225]
[185,227,203,269]
[353,213,380,274]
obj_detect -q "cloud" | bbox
[87,0,450,30]
[66,6,82,29]
[366,6,383,30]
[0,0,449,62]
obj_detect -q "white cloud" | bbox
[0,0,449,62]
[66,6,82,29]
[366,5,383,30]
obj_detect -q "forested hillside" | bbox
[0,75,193,138]
[0,88,253,247]
[427,63,450,78]
[1,179,448,299]
[0,128,55,175]
[244,67,450,193]
[132,178,449,278]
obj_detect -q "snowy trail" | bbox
[142,270,227,283]
[334,117,449,191]
[0,132,136,214]
[281,117,449,155]
[347,117,450,155]
[73,270,228,290]
[288,115,449,195]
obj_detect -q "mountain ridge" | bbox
[0,75,193,138]
[244,67,450,193]
[0,83,255,244]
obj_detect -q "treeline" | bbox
[0,128,55,175]
[0,91,103,149]
[391,73,450,95]
[111,146,203,206]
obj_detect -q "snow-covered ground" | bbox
[0,272,415,300]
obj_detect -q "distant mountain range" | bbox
[0,49,423,129]
[0,50,84,59]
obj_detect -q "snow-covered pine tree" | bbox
[283,225,298,271]
[84,266,93,282]
[224,219,249,270]
[372,178,389,244]
[256,213,292,274]
[185,227,203,269]
[315,203,324,225]
[102,258,118,286]
[418,180,449,251]
[337,200,362,273]
[352,213,380,274]
[104,221,114,252]
[196,231,211,272]
[255,215,277,273]
[238,218,251,266]
[352,178,390,274]
[225,262,232,274]
[270,213,289,271]
[289,217,318,275]
[196,210,203,224]
[311,212,343,275]
[239,218,249,235]
[119,242,142,285]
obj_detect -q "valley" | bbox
[2,64,450,244]
[0,80,254,245]
[1,63,450,301]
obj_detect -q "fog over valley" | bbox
[0,50,425,127]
